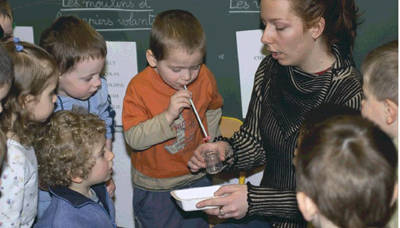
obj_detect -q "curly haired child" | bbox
[38,15,116,217]
[34,110,115,228]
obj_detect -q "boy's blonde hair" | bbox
[296,115,397,228]
[35,110,106,190]
[150,9,206,61]
[39,15,107,75]
[1,40,58,147]
[362,40,398,104]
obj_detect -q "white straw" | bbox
[184,85,208,138]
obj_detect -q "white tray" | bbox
[170,185,222,211]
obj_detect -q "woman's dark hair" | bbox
[290,0,359,55]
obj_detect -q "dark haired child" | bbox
[122,9,223,227]
[361,40,398,228]
[295,115,397,228]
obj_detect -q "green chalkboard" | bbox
[11,0,397,119]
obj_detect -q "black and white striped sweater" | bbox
[224,47,362,228]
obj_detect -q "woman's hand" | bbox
[196,184,249,219]
[187,141,230,173]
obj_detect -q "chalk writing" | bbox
[117,12,156,27]
[63,0,151,9]
[60,0,155,31]
[229,0,260,13]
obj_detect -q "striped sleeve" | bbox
[247,183,304,221]
[226,57,271,170]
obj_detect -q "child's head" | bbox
[0,43,13,113]
[1,39,58,146]
[146,9,206,90]
[36,110,113,190]
[0,0,13,41]
[361,40,398,138]
[39,15,106,100]
[295,115,397,228]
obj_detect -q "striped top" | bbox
[225,47,362,227]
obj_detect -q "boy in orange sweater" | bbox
[122,9,223,228]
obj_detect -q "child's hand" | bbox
[165,89,192,124]
[106,178,116,197]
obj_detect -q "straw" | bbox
[184,85,209,138]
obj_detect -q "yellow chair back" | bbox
[219,116,246,184]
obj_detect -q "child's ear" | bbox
[71,176,83,184]
[384,99,398,125]
[296,192,319,221]
[391,182,398,206]
[310,17,325,40]
[146,49,157,68]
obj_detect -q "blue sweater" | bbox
[55,78,115,139]
[35,184,116,228]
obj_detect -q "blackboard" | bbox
[11,0,398,119]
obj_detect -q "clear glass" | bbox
[204,150,223,174]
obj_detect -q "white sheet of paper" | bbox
[14,26,34,43]
[236,29,266,118]
[105,41,138,126]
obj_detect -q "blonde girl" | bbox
[0,38,58,227]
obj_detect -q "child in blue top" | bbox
[37,15,116,218]
[34,110,116,228]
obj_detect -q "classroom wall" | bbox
[12,0,397,120]
[10,1,398,228]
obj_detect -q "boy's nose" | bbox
[181,70,191,81]
[93,76,101,88]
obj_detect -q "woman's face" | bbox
[260,0,316,69]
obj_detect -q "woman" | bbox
[188,0,362,227]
